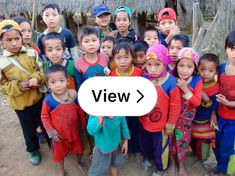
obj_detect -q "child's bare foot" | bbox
[167,157,176,176]
[179,164,187,176]
[76,161,88,174]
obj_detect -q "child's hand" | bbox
[29,77,39,87]
[121,139,128,156]
[165,128,174,136]
[210,111,218,130]
[169,25,180,38]
[216,94,229,106]
[104,67,111,76]
[177,78,188,92]
[202,91,210,102]
[98,116,104,125]
[52,133,60,142]
[19,80,30,92]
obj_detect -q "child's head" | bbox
[146,44,171,78]
[225,30,235,64]
[133,40,148,68]
[41,3,61,29]
[12,16,32,46]
[198,53,219,83]
[168,34,189,62]
[158,8,177,36]
[140,26,160,47]
[100,36,116,58]
[175,47,200,80]
[77,25,100,54]
[112,41,134,72]
[114,6,132,34]
[42,32,65,65]
[92,4,111,28]
[46,64,68,95]
[0,19,22,53]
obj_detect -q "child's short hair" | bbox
[12,16,31,26]
[77,25,99,45]
[169,34,190,47]
[198,53,219,71]
[114,6,132,21]
[101,36,116,45]
[133,40,148,53]
[139,26,159,41]
[46,64,68,81]
[225,30,235,49]
[112,41,134,58]
[41,3,61,15]
[42,32,65,51]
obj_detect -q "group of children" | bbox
[0,2,235,176]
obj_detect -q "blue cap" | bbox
[92,4,111,17]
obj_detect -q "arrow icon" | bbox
[137,89,144,103]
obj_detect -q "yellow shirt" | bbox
[0,47,45,110]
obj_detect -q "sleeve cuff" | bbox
[202,99,212,108]
[183,91,193,100]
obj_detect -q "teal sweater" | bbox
[87,116,130,153]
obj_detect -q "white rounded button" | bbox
[78,77,157,116]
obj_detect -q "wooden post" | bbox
[192,1,203,45]
[31,0,36,30]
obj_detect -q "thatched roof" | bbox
[4,0,165,16]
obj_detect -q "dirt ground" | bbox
[0,93,217,176]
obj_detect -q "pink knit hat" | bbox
[178,47,200,65]
[146,44,172,66]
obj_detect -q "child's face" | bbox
[144,30,160,47]
[47,71,68,96]
[158,19,176,36]
[114,48,133,72]
[134,51,146,68]
[115,11,131,34]
[20,21,32,45]
[44,38,64,65]
[80,34,100,54]
[226,47,235,64]
[177,58,195,80]
[146,59,165,78]
[198,60,217,83]
[95,13,111,27]
[42,8,60,29]
[100,40,113,58]
[1,30,22,53]
[168,40,183,62]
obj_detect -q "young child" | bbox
[214,30,235,175]
[113,6,137,43]
[157,8,180,47]
[41,65,87,176]
[169,47,202,176]
[110,41,143,160]
[38,3,78,61]
[42,32,78,90]
[100,36,116,71]
[139,26,160,47]
[139,44,181,176]
[133,40,148,70]
[168,34,189,73]
[191,53,219,169]
[87,115,130,176]
[12,16,41,57]
[75,25,109,88]
[0,20,48,165]
[92,4,114,40]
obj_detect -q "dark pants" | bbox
[126,117,141,153]
[15,98,49,152]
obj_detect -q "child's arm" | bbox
[41,102,59,139]
[216,94,235,107]
[87,115,104,135]
[164,25,180,44]
[166,86,181,135]
[178,78,202,107]
[0,72,29,96]
[120,117,130,155]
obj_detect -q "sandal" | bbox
[138,159,152,173]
